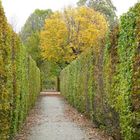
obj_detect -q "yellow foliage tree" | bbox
[40,6,108,64]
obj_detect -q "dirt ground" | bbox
[14,92,113,140]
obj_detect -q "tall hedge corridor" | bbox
[0,2,41,139]
[60,3,140,140]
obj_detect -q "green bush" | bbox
[0,3,12,139]
[0,2,41,139]
[116,3,140,139]
[60,3,140,140]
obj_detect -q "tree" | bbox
[20,9,52,43]
[19,9,52,65]
[40,7,108,65]
[77,0,117,27]
[25,32,42,64]
[20,9,55,90]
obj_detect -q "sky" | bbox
[1,0,138,32]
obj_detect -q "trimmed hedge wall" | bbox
[0,2,41,139]
[60,3,140,140]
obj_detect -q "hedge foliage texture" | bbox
[0,2,41,139]
[60,3,140,140]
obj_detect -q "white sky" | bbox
[1,0,138,32]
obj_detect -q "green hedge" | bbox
[60,3,140,140]
[0,2,41,139]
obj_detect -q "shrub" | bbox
[0,2,41,139]
[60,3,140,140]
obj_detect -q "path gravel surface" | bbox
[14,92,113,140]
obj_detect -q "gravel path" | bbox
[15,92,113,140]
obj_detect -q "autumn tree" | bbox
[40,7,108,65]
[77,0,117,27]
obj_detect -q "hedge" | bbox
[60,3,140,140]
[0,2,41,139]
